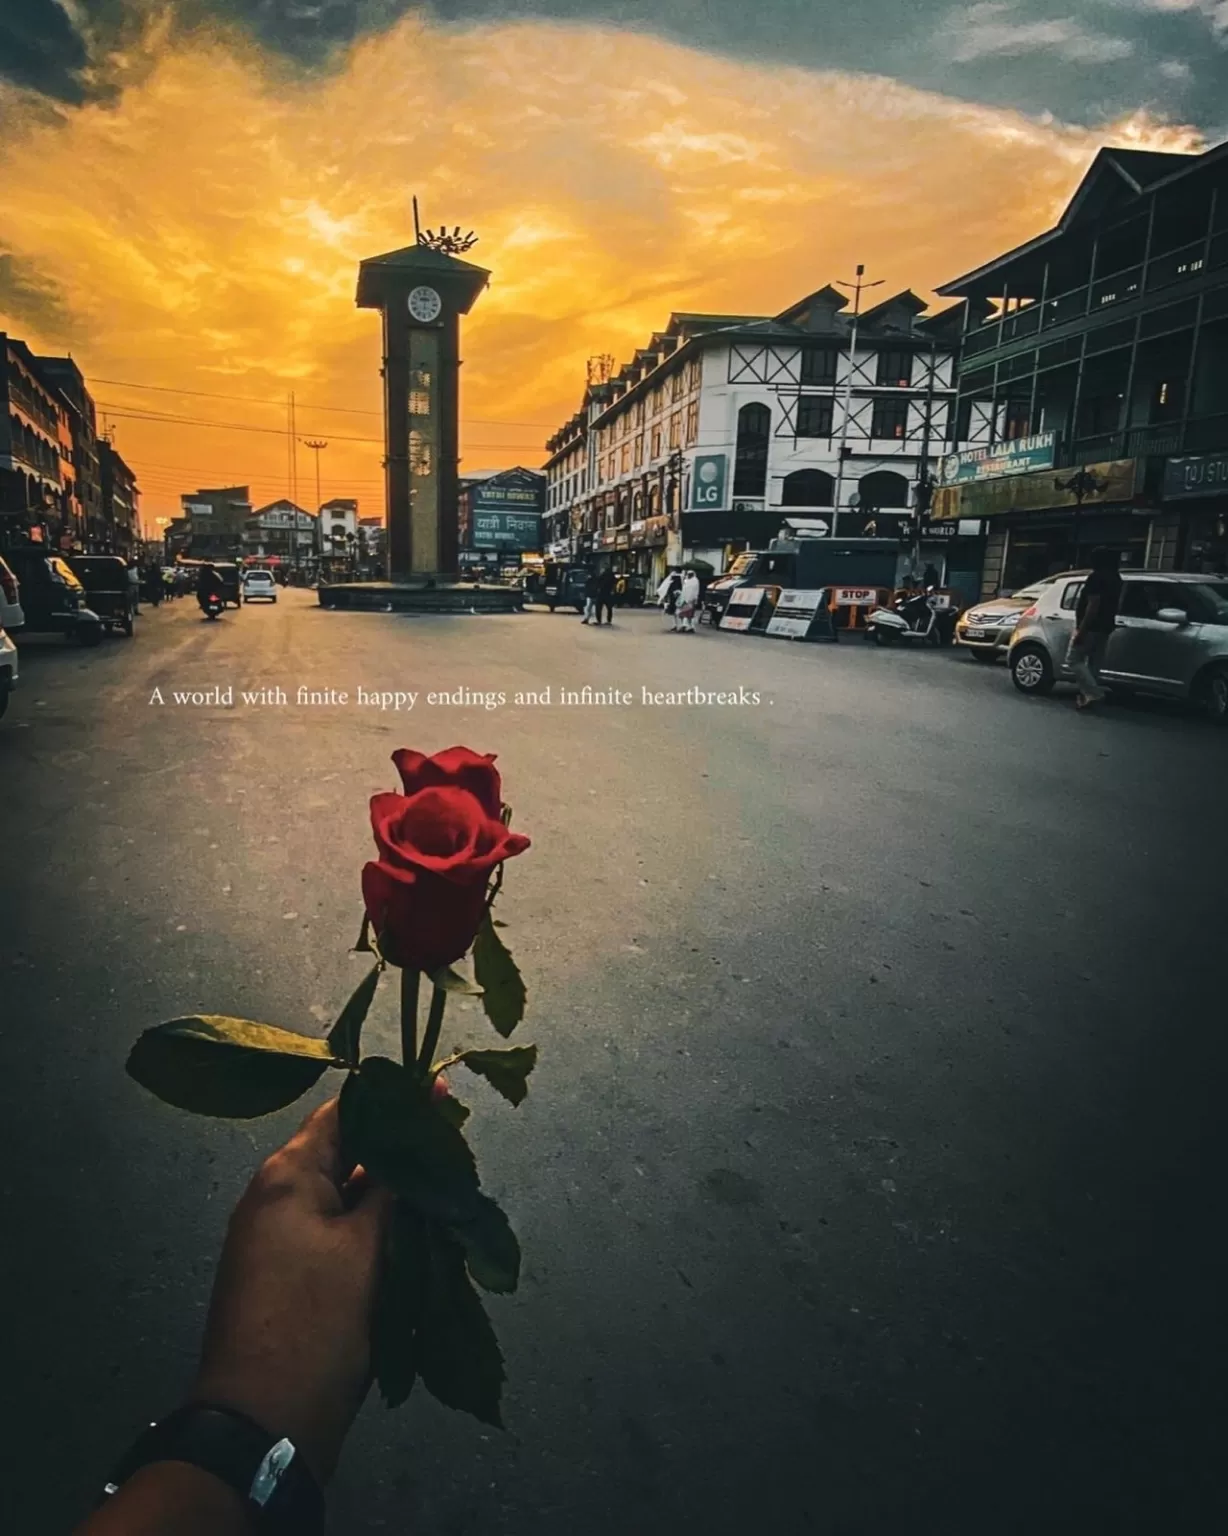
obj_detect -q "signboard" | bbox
[766,589,832,640]
[940,432,1056,485]
[931,459,1138,521]
[831,586,880,607]
[720,585,768,631]
[472,471,544,514]
[471,510,542,550]
[690,454,728,511]
[1162,450,1228,501]
[185,501,213,518]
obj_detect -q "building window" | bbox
[634,434,644,466]
[685,400,699,445]
[1003,401,1032,441]
[668,412,682,449]
[876,350,912,387]
[733,402,771,496]
[797,396,834,438]
[620,444,632,474]
[799,346,838,386]
[671,371,684,402]
[857,469,910,509]
[780,468,834,507]
[871,398,910,440]
[651,426,663,459]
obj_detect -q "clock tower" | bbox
[356,242,489,581]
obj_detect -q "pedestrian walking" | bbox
[581,567,599,624]
[596,568,615,626]
[677,568,701,632]
[658,569,682,630]
[1068,546,1123,711]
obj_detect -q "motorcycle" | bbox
[865,587,948,648]
[200,590,225,621]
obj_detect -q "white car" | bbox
[0,556,25,631]
[242,570,278,603]
[0,625,18,720]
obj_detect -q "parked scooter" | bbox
[866,586,945,647]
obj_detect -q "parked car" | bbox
[1008,570,1228,722]
[0,555,25,631]
[242,569,278,603]
[67,554,137,636]
[955,570,1089,661]
[0,625,17,719]
[1,547,103,645]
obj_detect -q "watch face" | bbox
[407,285,442,322]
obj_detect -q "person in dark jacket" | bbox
[596,567,616,625]
[1069,546,1123,711]
[581,568,599,624]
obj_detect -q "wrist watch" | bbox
[100,1402,326,1532]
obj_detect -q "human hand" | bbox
[192,1099,393,1482]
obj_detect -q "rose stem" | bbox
[418,985,447,1078]
[400,969,421,1066]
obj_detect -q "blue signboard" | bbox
[690,453,728,511]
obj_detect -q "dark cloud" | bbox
[0,252,72,338]
[3,0,1227,129]
[0,0,92,101]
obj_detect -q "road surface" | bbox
[2,590,1225,1533]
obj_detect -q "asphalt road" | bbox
[2,590,1226,1535]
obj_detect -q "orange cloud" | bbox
[0,16,1202,522]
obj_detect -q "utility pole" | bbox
[911,333,939,580]
[833,264,884,533]
[301,438,328,582]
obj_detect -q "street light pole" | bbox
[301,438,328,580]
[833,264,884,534]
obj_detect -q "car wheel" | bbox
[1202,665,1228,725]
[967,648,994,663]
[1010,644,1054,695]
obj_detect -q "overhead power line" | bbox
[88,375,558,430]
[94,405,545,452]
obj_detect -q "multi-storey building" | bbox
[0,334,69,546]
[181,485,253,561]
[99,440,139,555]
[36,356,102,552]
[544,286,984,587]
[318,498,359,567]
[244,499,317,568]
[936,141,1228,591]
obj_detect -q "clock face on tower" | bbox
[407,285,442,323]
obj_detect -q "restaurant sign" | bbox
[1162,450,1228,501]
[931,459,1138,520]
[940,432,1056,485]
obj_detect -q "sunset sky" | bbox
[1,2,1223,526]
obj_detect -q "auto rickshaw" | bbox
[67,555,137,637]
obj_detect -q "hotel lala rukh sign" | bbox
[932,431,1138,521]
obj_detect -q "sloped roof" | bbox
[775,284,848,325]
[937,142,1205,296]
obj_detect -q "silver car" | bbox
[955,570,1089,661]
[1008,570,1228,723]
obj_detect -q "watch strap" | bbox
[101,1402,326,1533]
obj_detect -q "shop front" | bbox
[932,458,1149,596]
[629,514,670,585]
[1161,450,1228,574]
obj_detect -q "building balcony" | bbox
[1068,410,1228,466]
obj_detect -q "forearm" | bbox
[74,1461,257,1536]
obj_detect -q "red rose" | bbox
[361,747,530,973]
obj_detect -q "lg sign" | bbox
[691,454,727,510]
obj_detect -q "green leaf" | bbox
[353,913,373,953]
[373,1203,430,1409]
[327,961,383,1066]
[451,1194,521,1293]
[428,964,484,997]
[415,1226,506,1426]
[472,914,526,1039]
[449,1045,537,1107]
[339,1058,485,1226]
[127,1016,336,1119]
[433,1091,471,1131]
[492,919,508,929]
